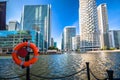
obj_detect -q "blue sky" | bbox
[2,0,120,49]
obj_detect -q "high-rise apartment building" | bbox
[63,26,76,51]
[79,0,100,51]
[97,3,109,49]
[21,5,51,50]
[8,21,20,31]
[0,1,6,30]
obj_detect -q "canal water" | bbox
[0,52,120,80]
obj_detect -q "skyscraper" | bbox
[54,42,57,48]
[63,26,76,51]
[61,32,64,50]
[97,3,109,49]
[8,21,20,31]
[109,30,120,49]
[21,5,51,50]
[51,37,54,47]
[79,0,100,51]
[72,35,80,51]
[0,1,6,30]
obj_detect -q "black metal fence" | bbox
[0,62,119,80]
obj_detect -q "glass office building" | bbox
[0,30,37,53]
[63,26,76,51]
[109,30,120,49]
[21,5,51,51]
[0,1,6,30]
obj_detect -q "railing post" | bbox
[106,70,114,80]
[86,62,90,80]
[25,52,30,80]
[23,38,30,80]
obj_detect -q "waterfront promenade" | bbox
[1,50,120,56]
[87,49,120,53]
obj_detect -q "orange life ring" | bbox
[12,42,39,67]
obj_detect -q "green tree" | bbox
[48,46,58,51]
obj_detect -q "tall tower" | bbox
[8,21,20,31]
[79,0,100,51]
[63,26,76,51]
[21,5,51,50]
[97,3,109,49]
[0,1,6,30]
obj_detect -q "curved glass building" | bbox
[79,0,100,51]
[21,5,51,51]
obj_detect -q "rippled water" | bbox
[0,52,120,80]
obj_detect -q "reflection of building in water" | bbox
[21,5,51,51]
[0,1,6,30]
[0,30,37,53]
[109,30,120,49]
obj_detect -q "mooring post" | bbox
[25,52,30,80]
[106,70,114,80]
[86,62,90,80]
[23,38,30,80]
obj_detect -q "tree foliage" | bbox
[48,46,58,50]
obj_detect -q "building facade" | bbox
[8,21,20,31]
[63,26,76,51]
[21,5,51,51]
[72,37,76,51]
[61,32,64,50]
[0,30,37,53]
[97,3,109,49]
[79,0,100,51]
[54,42,57,48]
[109,30,120,49]
[51,37,54,47]
[72,35,80,51]
[0,1,6,30]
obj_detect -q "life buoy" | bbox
[12,42,39,67]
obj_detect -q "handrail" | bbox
[0,74,25,79]
[0,62,116,80]
[89,69,107,80]
[30,67,86,79]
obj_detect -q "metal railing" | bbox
[1,62,119,80]
[0,74,25,80]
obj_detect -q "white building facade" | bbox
[97,3,109,49]
[72,35,80,51]
[8,21,20,31]
[79,0,100,51]
[63,26,76,51]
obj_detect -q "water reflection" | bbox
[0,52,120,80]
